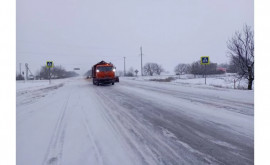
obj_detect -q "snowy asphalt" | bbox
[16,78,254,165]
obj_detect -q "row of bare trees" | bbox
[115,60,233,78]
[174,62,225,78]
[109,63,165,77]
[37,65,79,79]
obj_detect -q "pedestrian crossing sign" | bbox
[46,61,54,68]
[201,56,210,65]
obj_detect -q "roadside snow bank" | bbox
[17,80,62,91]
[123,73,252,90]
[16,78,79,106]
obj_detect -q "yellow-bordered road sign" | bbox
[46,61,54,68]
[201,56,210,65]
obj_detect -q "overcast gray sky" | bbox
[17,0,253,75]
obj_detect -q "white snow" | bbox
[17,76,254,165]
[124,73,252,90]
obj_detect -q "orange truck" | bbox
[91,61,117,85]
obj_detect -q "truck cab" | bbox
[92,61,116,86]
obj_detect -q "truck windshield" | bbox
[97,66,113,72]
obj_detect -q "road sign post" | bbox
[204,65,206,84]
[49,67,51,84]
[200,56,210,85]
[46,61,54,84]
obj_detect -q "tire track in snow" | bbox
[80,107,104,165]
[93,84,253,165]
[120,81,253,116]
[92,89,155,165]
[93,87,161,165]
[93,86,206,165]
[42,88,73,165]
[78,84,147,165]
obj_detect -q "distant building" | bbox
[217,67,227,72]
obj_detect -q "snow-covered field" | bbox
[125,73,251,90]
[17,77,254,165]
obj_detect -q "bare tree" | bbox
[227,62,238,73]
[205,63,218,75]
[143,63,154,76]
[143,63,164,76]
[126,67,134,77]
[51,66,66,78]
[190,61,203,77]
[39,66,50,79]
[174,64,190,78]
[153,64,164,75]
[227,25,254,90]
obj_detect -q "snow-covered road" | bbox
[17,77,254,165]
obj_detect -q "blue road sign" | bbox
[201,56,210,65]
[46,61,53,68]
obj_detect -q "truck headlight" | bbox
[96,69,100,72]
[113,68,116,72]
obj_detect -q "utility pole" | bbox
[123,57,126,77]
[25,63,28,81]
[140,46,143,76]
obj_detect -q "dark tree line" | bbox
[37,65,79,79]
[108,63,164,77]
[16,74,24,80]
[190,61,221,76]
[174,61,225,78]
